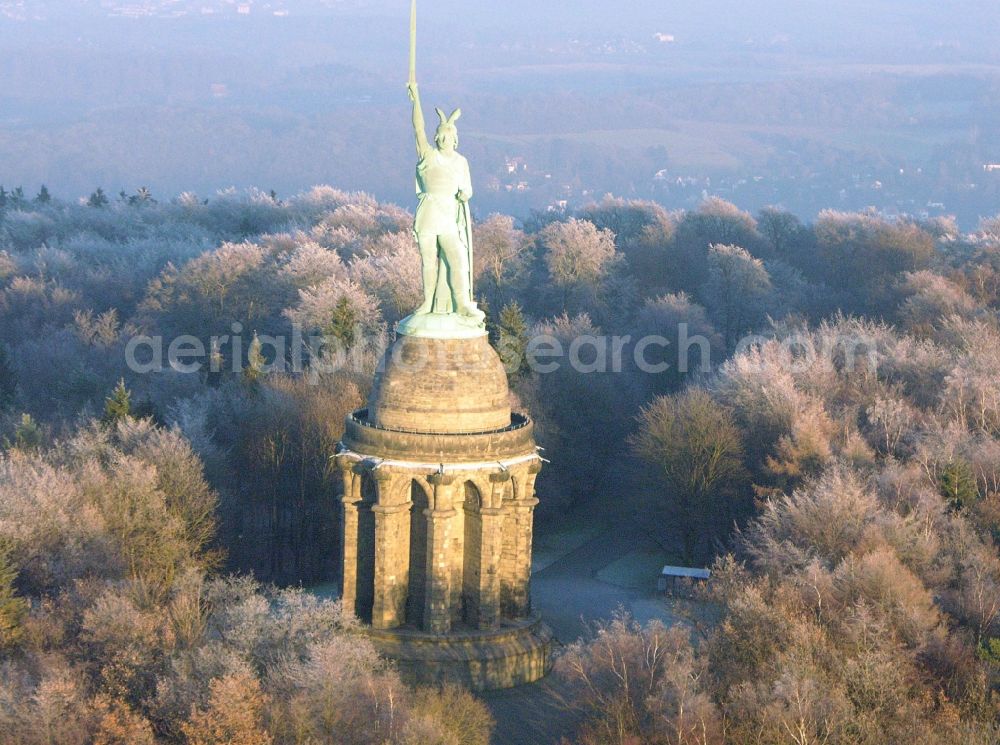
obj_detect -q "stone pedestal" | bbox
[366,615,553,691]
[336,331,551,691]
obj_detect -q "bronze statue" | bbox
[403,0,485,330]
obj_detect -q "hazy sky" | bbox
[5,1,1000,56]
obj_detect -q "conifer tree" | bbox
[103,378,132,425]
[327,296,358,348]
[34,184,51,204]
[979,637,1000,667]
[0,345,15,411]
[0,540,26,651]
[11,413,42,451]
[482,296,497,342]
[206,337,224,386]
[939,459,979,510]
[497,302,530,378]
[125,187,155,206]
[243,333,266,386]
[88,187,109,208]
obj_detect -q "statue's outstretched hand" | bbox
[407,82,418,102]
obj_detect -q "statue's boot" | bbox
[458,302,486,323]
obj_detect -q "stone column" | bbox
[477,505,504,628]
[371,470,409,630]
[424,473,456,634]
[474,471,510,629]
[450,497,467,628]
[337,457,362,617]
[510,464,541,618]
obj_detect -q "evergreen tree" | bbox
[88,187,109,208]
[979,637,1000,667]
[124,186,156,206]
[103,378,132,425]
[0,186,7,209]
[34,184,51,204]
[9,186,25,208]
[497,302,530,378]
[326,296,358,348]
[206,337,224,387]
[939,459,979,510]
[482,298,497,344]
[11,413,42,451]
[243,333,266,386]
[0,540,26,651]
[0,345,15,411]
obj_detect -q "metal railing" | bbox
[349,409,531,437]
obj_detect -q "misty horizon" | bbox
[1,0,999,226]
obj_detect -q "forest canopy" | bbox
[1,186,999,742]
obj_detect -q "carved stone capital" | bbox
[512,497,540,511]
[340,492,363,506]
[373,468,394,483]
[372,502,411,516]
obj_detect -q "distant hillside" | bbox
[1,3,999,226]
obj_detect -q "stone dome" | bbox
[366,332,512,434]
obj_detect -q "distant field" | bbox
[475,117,970,173]
[1,9,998,223]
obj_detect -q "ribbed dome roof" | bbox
[366,333,512,434]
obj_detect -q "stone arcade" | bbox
[335,332,552,690]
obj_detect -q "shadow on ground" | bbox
[481,517,684,744]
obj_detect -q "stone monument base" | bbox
[396,311,487,340]
[365,616,553,691]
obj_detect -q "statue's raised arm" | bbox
[407,82,431,157]
[407,0,430,157]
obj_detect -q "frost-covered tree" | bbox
[815,210,934,313]
[472,213,531,306]
[634,388,748,562]
[670,197,765,290]
[702,243,773,350]
[540,218,619,311]
[634,292,723,392]
[899,270,979,337]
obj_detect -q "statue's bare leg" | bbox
[415,233,439,314]
[438,232,483,320]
